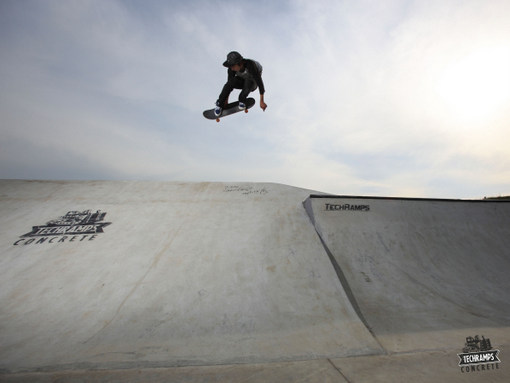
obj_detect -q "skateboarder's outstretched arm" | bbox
[247,60,267,111]
[260,93,267,111]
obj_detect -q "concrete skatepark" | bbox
[1,180,509,382]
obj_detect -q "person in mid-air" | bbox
[214,51,267,117]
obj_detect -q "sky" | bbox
[1,0,509,198]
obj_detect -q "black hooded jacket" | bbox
[226,59,265,95]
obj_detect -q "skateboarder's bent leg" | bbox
[239,79,257,104]
[217,77,244,107]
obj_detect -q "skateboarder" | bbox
[214,51,267,117]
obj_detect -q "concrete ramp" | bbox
[304,195,510,353]
[2,181,509,381]
[0,181,381,374]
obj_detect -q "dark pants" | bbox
[217,76,257,106]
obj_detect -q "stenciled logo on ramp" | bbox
[14,210,111,245]
[458,335,501,373]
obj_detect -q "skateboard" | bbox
[203,97,255,122]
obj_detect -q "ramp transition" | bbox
[304,195,510,353]
[0,181,380,374]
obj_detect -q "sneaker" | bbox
[238,102,246,111]
[214,102,222,117]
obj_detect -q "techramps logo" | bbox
[325,203,370,212]
[14,210,111,245]
[458,335,501,373]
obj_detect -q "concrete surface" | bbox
[0,359,347,383]
[304,195,510,353]
[1,353,504,383]
[1,181,509,382]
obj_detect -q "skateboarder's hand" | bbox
[260,101,267,111]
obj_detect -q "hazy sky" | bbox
[1,0,509,197]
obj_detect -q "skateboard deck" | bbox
[203,98,255,122]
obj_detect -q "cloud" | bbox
[264,0,510,196]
